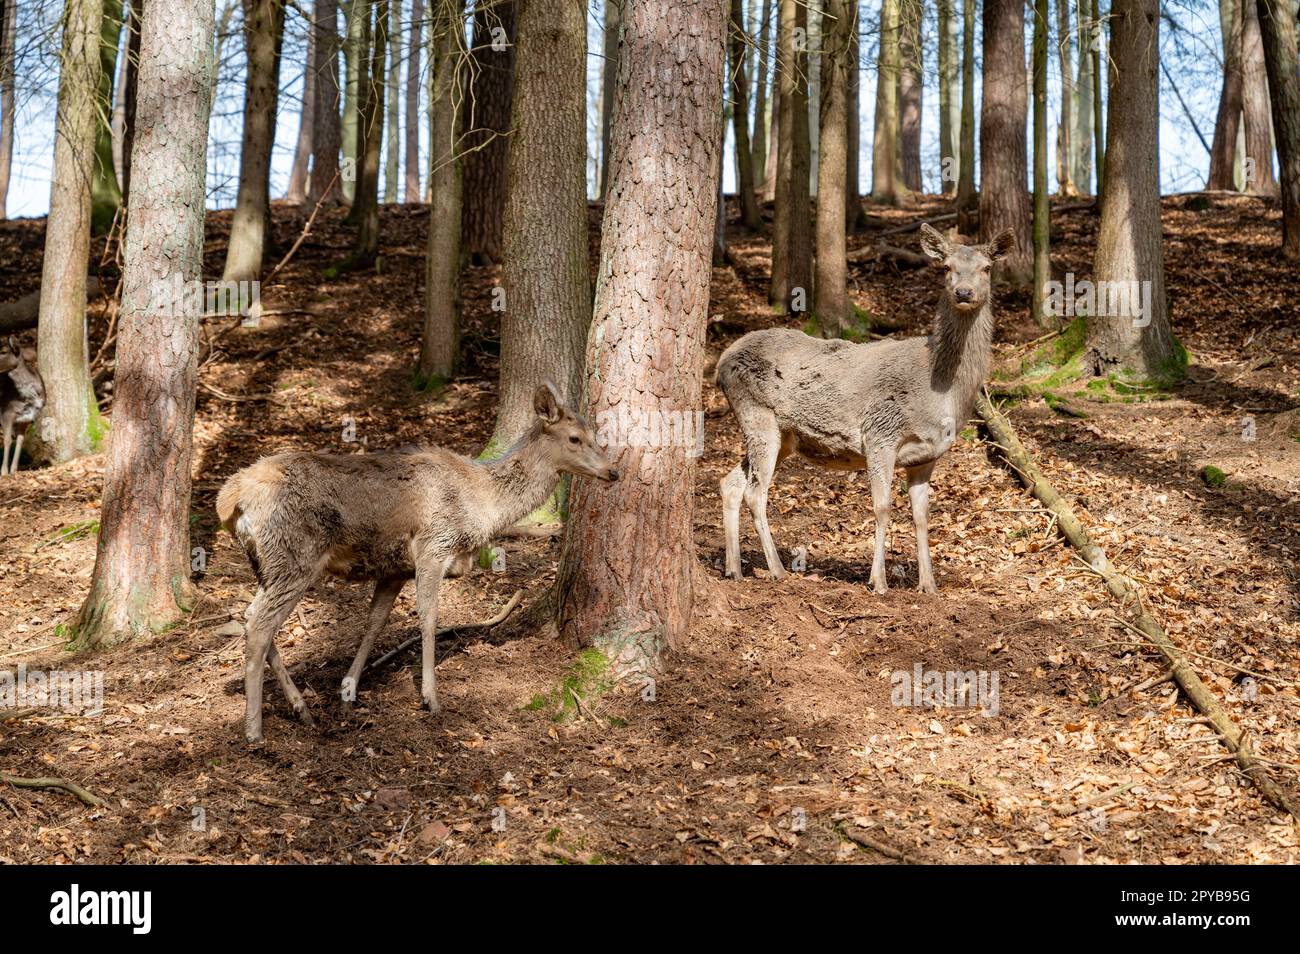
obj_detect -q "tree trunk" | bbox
[309,0,343,206]
[751,0,772,190]
[1054,0,1078,196]
[938,0,958,194]
[351,0,388,265]
[1207,0,1244,189]
[484,0,590,466]
[599,0,619,201]
[729,0,762,229]
[1085,0,1176,380]
[1073,0,1094,192]
[287,15,317,204]
[222,0,285,282]
[897,0,921,193]
[770,0,812,310]
[1032,0,1052,326]
[403,0,423,201]
[31,0,103,467]
[1242,0,1278,195]
[73,0,214,648]
[461,0,516,265]
[1090,0,1103,203]
[955,0,976,232]
[419,0,463,384]
[111,2,131,188]
[845,2,863,227]
[762,50,778,201]
[1255,0,1300,258]
[91,0,124,233]
[554,0,726,673]
[871,0,905,202]
[814,0,850,334]
[383,0,400,201]
[342,0,365,203]
[979,0,1032,283]
[0,0,16,218]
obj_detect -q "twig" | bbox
[262,169,340,286]
[839,825,928,863]
[365,590,524,673]
[199,381,280,403]
[0,773,107,808]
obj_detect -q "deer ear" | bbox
[533,381,562,424]
[988,229,1017,261]
[919,224,950,262]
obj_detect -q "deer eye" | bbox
[568,435,581,445]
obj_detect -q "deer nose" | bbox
[954,287,974,302]
[606,467,620,482]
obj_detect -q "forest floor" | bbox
[1,193,1297,864]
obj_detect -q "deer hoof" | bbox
[918,581,938,595]
[296,705,316,727]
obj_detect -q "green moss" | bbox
[1199,465,1228,488]
[411,369,449,394]
[87,392,110,451]
[525,649,614,723]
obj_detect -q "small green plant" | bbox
[36,519,100,552]
[1199,465,1228,488]
[525,649,613,723]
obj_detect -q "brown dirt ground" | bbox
[1,193,1297,864]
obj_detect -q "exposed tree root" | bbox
[364,589,524,673]
[0,773,107,808]
[975,391,1300,821]
[839,825,930,863]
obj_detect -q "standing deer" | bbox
[716,225,1016,593]
[217,383,618,743]
[1,336,46,476]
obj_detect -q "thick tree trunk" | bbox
[485,0,590,464]
[351,0,388,265]
[32,0,103,467]
[1207,0,1244,189]
[287,17,317,204]
[73,0,214,648]
[342,0,365,203]
[0,0,16,218]
[955,0,976,232]
[770,0,812,310]
[403,0,423,201]
[897,0,921,192]
[1085,0,1176,380]
[419,0,463,384]
[979,0,1032,283]
[1255,0,1300,258]
[1072,0,1093,192]
[223,0,285,282]
[461,0,516,265]
[938,0,959,194]
[599,0,619,201]
[1054,0,1078,196]
[814,0,850,334]
[871,0,905,202]
[751,0,772,190]
[383,0,400,201]
[1032,0,1052,325]
[309,0,343,206]
[1242,0,1278,195]
[729,0,762,229]
[554,0,726,672]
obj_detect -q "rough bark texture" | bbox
[1085,0,1176,380]
[1032,0,1052,325]
[554,0,726,670]
[403,0,423,201]
[897,0,921,192]
[309,0,343,206]
[351,0,388,265]
[486,0,590,457]
[770,0,811,309]
[288,17,317,204]
[419,0,463,383]
[1254,0,1300,258]
[955,0,976,233]
[0,0,17,218]
[91,0,123,233]
[32,0,103,466]
[74,0,215,648]
[460,0,516,265]
[599,0,619,201]
[979,0,1032,283]
[1054,0,1077,196]
[729,0,761,229]
[938,0,959,194]
[1242,0,1279,196]
[814,0,850,333]
[871,0,905,202]
[1207,0,1244,189]
[223,0,285,281]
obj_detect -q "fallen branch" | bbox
[975,392,1299,820]
[0,773,107,808]
[262,169,340,287]
[365,589,524,673]
[848,242,931,269]
[839,825,928,863]
[0,277,102,334]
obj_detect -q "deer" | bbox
[715,224,1016,594]
[1,336,46,477]
[217,382,619,743]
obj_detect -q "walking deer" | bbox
[716,225,1016,593]
[1,337,46,476]
[217,383,618,743]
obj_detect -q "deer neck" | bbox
[481,424,559,534]
[929,298,995,416]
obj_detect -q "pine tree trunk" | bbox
[461,0,516,265]
[1207,0,1244,189]
[309,0,343,206]
[845,2,863,227]
[1242,0,1278,195]
[979,0,1032,283]
[342,0,365,203]
[73,0,214,648]
[1073,0,1093,192]
[419,0,463,384]
[599,0,619,201]
[1254,0,1300,258]
[955,0,976,232]
[762,56,778,201]
[751,0,772,190]
[938,0,959,194]
[287,17,317,204]
[554,0,726,673]
[223,0,285,282]
[871,0,905,202]
[1032,0,1053,326]
[771,0,812,310]
[0,0,17,218]
[1055,0,1077,196]
[1090,0,1103,202]
[485,0,590,461]
[351,0,388,265]
[403,0,423,202]
[90,0,123,233]
[383,0,400,201]
[814,0,850,334]
[729,0,762,229]
[120,0,140,202]
[897,0,921,193]
[32,0,103,467]
[1085,0,1176,380]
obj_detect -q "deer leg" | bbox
[267,642,315,727]
[741,412,786,580]
[721,464,746,579]
[341,575,405,705]
[10,429,23,475]
[1,417,11,476]
[906,463,937,594]
[413,550,448,714]
[243,576,315,743]
[867,448,897,594]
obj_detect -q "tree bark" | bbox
[287,14,317,204]
[955,0,976,232]
[729,0,762,229]
[598,0,619,201]
[90,0,124,233]
[485,0,590,463]
[1090,0,1103,203]
[222,0,285,282]
[0,0,16,218]
[1032,0,1052,325]
[351,0,388,265]
[554,0,726,673]
[419,0,463,384]
[897,0,921,192]
[461,0,516,265]
[1054,0,1078,196]
[751,0,772,191]
[73,0,215,648]
[1072,0,1093,192]
[770,0,812,311]
[342,0,365,202]
[383,0,400,201]
[1242,0,1278,195]
[1207,0,1244,189]
[979,0,1032,283]
[814,0,850,334]
[1254,0,1300,258]
[309,0,343,206]
[32,0,103,466]
[938,0,959,194]
[403,0,423,201]
[845,1,863,227]
[871,0,906,202]
[1085,0,1176,380]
